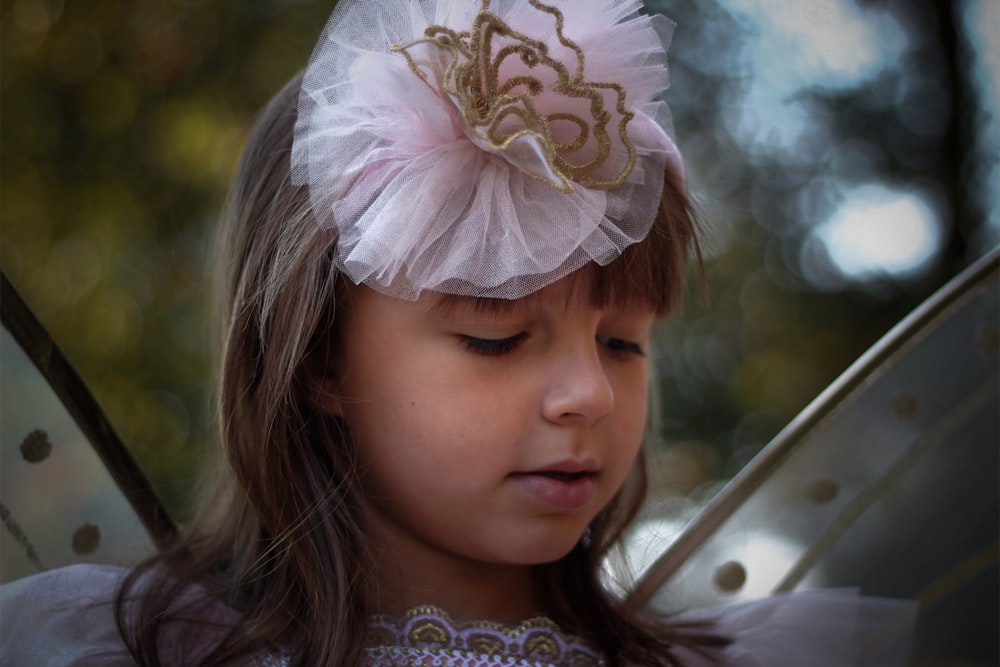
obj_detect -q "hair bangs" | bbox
[589,174,698,318]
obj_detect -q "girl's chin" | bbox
[493,531,589,566]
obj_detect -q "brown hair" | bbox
[116,73,722,666]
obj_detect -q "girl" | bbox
[1,1,914,665]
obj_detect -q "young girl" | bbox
[1,1,914,665]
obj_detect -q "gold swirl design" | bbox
[466,632,507,655]
[391,0,636,193]
[524,630,561,658]
[409,618,452,645]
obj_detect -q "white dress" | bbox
[0,564,916,666]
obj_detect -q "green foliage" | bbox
[1,0,333,518]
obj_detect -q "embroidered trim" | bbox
[365,645,606,667]
[366,605,606,666]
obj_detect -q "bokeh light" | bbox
[815,184,943,284]
[726,0,909,151]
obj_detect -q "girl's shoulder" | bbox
[667,589,918,667]
[0,563,250,666]
[1,564,134,666]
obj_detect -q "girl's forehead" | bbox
[427,265,655,317]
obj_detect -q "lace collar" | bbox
[364,605,607,666]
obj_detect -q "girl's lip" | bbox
[522,458,598,475]
[509,469,597,509]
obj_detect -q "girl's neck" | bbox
[369,525,540,625]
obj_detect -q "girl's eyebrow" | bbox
[429,293,527,317]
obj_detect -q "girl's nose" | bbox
[541,345,614,425]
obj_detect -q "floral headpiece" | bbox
[291,0,682,299]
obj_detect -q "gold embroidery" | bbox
[524,630,561,658]
[409,619,452,645]
[367,605,607,665]
[391,0,636,193]
[467,632,507,655]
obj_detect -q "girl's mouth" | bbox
[510,468,597,509]
[534,470,590,483]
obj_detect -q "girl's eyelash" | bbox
[459,333,644,357]
[597,335,646,357]
[459,333,528,356]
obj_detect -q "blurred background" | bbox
[1,0,997,523]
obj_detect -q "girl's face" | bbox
[330,273,653,579]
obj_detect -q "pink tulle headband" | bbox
[291,0,683,299]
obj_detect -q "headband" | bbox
[291,0,682,299]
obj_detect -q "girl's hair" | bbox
[116,74,722,667]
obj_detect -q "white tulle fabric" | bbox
[672,589,917,667]
[1,565,916,666]
[0,565,237,666]
[291,0,682,299]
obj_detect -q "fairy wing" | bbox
[630,251,999,665]
[3,248,997,662]
[0,274,176,584]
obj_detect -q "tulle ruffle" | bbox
[671,588,917,667]
[291,0,682,299]
[0,565,238,666]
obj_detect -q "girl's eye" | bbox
[459,332,528,356]
[597,335,646,358]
